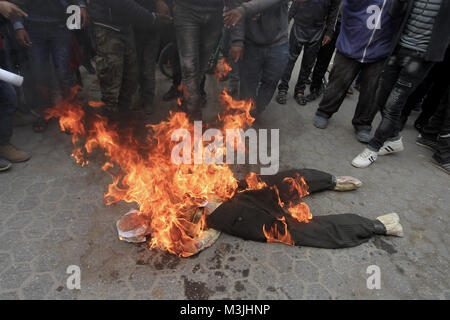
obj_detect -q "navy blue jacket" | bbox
[12,0,87,30]
[336,0,401,63]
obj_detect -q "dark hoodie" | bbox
[289,0,341,43]
[231,0,289,47]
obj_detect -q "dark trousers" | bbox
[316,52,385,131]
[207,168,386,249]
[173,5,222,113]
[400,48,450,131]
[240,42,289,112]
[422,87,450,163]
[135,31,161,107]
[0,81,17,146]
[278,28,322,94]
[310,22,340,91]
[26,21,74,111]
[369,48,434,151]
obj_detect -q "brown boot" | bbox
[0,143,31,163]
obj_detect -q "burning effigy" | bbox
[45,86,403,258]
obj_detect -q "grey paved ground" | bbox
[0,60,449,300]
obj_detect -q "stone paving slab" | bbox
[0,65,449,300]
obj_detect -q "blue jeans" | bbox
[240,42,289,112]
[26,21,74,110]
[0,80,17,146]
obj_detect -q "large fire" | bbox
[45,85,312,257]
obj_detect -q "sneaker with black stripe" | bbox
[416,134,438,152]
[352,148,378,168]
[378,137,404,156]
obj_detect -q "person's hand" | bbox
[229,46,244,63]
[322,35,331,46]
[155,13,172,25]
[0,1,27,20]
[15,29,32,48]
[156,0,171,17]
[80,7,89,28]
[223,8,243,28]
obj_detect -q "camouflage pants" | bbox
[92,25,138,109]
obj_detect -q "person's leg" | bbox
[414,78,449,131]
[198,11,223,101]
[239,44,264,107]
[92,26,125,109]
[221,27,239,94]
[49,25,75,99]
[135,31,160,112]
[27,23,52,112]
[421,96,446,142]
[0,81,16,147]
[134,31,145,103]
[118,28,139,111]
[256,42,289,112]
[399,73,433,129]
[277,28,303,97]
[163,37,182,101]
[421,87,450,170]
[174,6,202,116]
[368,51,434,152]
[315,52,360,120]
[294,39,321,97]
[431,88,450,173]
[309,23,340,94]
[352,59,385,133]
[0,81,30,163]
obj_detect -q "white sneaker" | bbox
[352,148,378,168]
[378,137,404,156]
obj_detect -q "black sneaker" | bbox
[431,155,450,175]
[416,134,438,151]
[305,89,321,102]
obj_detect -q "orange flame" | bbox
[45,88,261,257]
[45,85,312,256]
[263,216,294,246]
[88,101,105,108]
[215,58,232,81]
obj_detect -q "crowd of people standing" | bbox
[0,0,448,175]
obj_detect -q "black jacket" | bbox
[289,0,341,40]
[88,0,157,32]
[389,0,450,62]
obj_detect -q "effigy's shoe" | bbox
[376,213,404,237]
[334,176,363,191]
